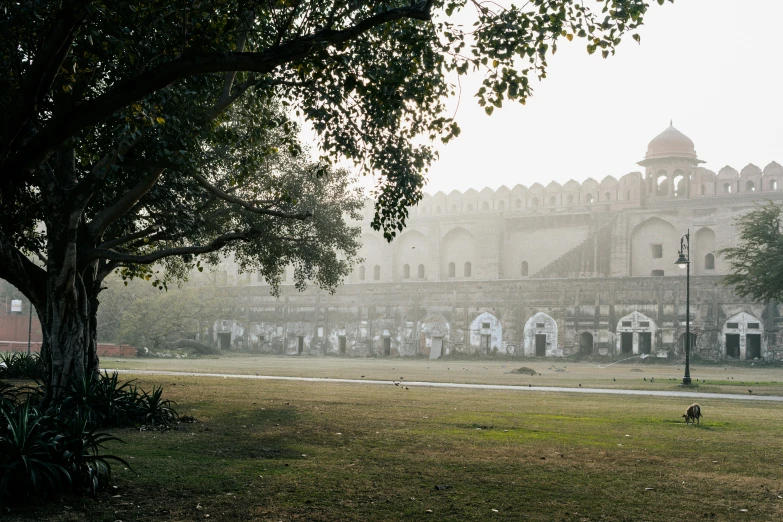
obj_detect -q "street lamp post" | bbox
[675,229,691,386]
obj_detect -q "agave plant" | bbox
[135,386,178,427]
[57,410,131,496]
[94,372,138,427]
[0,381,21,413]
[57,374,108,428]
[0,403,71,505]
[58,372,139,428]
[0,352,46,380]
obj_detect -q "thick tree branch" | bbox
[218,9,256,104]
[96,225,160,250]
[72,133,146,210]
[188,171,312,220]
[9,4,433,178]
[0,1,90,161]
[87,167,165,240]
[0,228,48,307]
[81,228,267,265]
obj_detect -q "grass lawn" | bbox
[103,355,783,395]
[7,363,783,521]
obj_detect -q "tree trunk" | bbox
[86,290,101,376]
[41,153,98,401]
[43,263,91,401]
[84,267,102,376]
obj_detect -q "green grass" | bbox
[6,367,783,521]
[104,355,783,395]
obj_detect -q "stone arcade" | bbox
[212,125,783,361]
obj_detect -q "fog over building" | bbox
[216,125,783,361]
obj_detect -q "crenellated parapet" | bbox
[410,171,646,217]
[406,126,780,217]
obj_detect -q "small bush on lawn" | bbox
[0,392,129,506]
[0,352,46,380]
[57,372,179,430]
[0,371,178,506]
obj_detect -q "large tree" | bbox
[721,202,783,303]
[0,0,669,399]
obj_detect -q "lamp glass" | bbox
[675,253,688,267]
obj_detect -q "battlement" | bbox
[355,158,781,220]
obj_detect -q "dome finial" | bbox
[670,119,673,126]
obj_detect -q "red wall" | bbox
[0,314,43,343]
[0,314,136,357]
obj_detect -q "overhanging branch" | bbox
[189,171,312,220]
[0,228,48,307]
[9,3,433,177]
[81,227,264,265]
[86,166,165,240]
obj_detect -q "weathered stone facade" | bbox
[213,125,783,361]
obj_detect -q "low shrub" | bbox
[134,385,178,427]
[0,392,130,506]
[0,352,46,380]
[0,371,177,507]
[58,372,178,430]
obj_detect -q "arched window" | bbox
[418,264,425,278]
[673,172,685,197]
[359,266,366,281]
[451,204,458,212]
[403,264,410,279]
[704,253,715,270]
[482,201,490,210]
[515,198,522,208]
[466,203,473,212]
[746,180,755,192]
[604,191,611,202]
[436,205,441,214]
[700,183,706,196]
[656,172,668,196]
[585,193,593,204]
[770,179,778,190]
[567,194,574,204]
[723,182,732,193]
[498,201,505,210]
[651,269,665,277]
[549,196,556,206]
[626,189,631,201]
[521,261,528,276]
[531,197,539,207]
[373,265,380,280]
[464,261,472,277]
[448,262,456,278]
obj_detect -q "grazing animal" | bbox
[683,403,702,425]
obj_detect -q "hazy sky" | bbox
[419,0,783,195]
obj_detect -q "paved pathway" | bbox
[107,369,783,403]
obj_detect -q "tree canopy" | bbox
[721,202,783,303]
[0,0,670,396]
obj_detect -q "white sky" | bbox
[300,1,783,197]
[420,0,783,194]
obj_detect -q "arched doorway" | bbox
[469,312,502,355]
[524,313,558,357]
[616,311,656,355]
[579,332,593,355]
[722,312,764,359]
